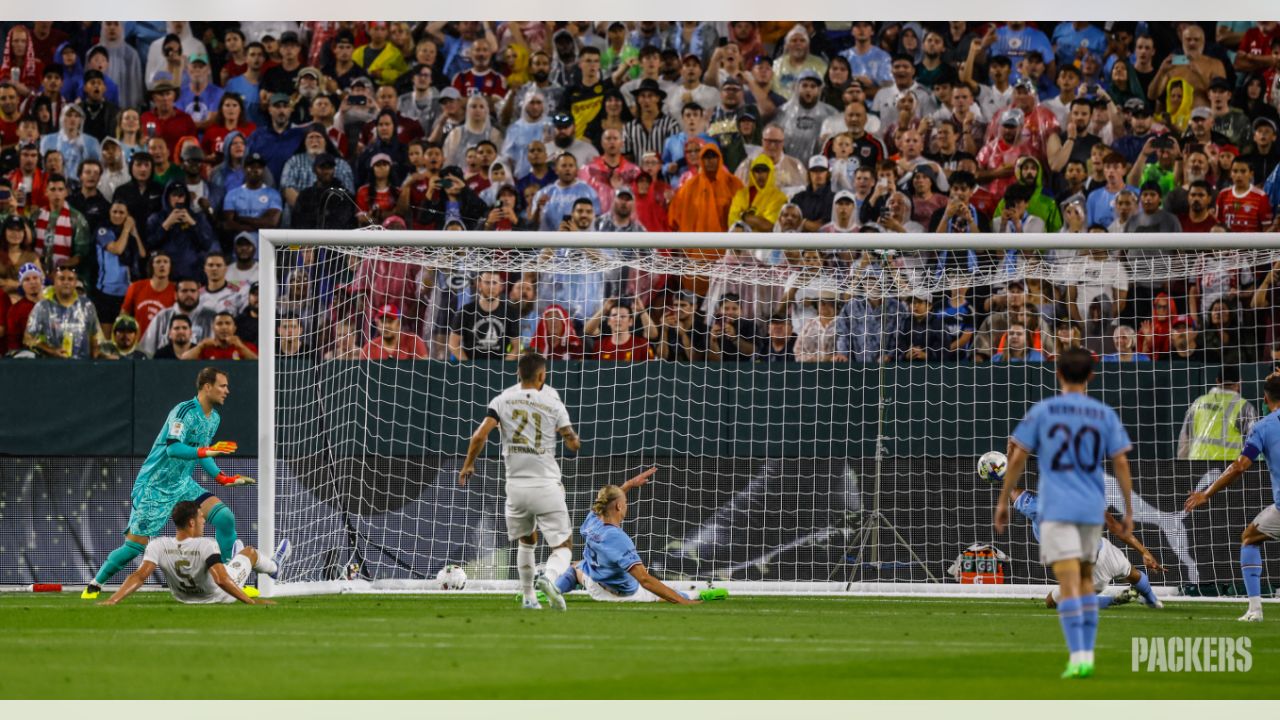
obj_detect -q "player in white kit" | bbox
[98,500,290,605]
[459,351,582,610]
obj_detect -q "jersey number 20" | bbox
[1047,424,1102,473]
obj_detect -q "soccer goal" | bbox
[257,230,1280,599]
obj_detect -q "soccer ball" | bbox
[437,564,467,590]
[977,451,1008,484]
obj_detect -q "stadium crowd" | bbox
[1,20,1280,363]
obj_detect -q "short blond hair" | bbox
[592,485,624,516]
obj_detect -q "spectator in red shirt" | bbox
[361,303,429,360]
[0,83,21,149]
[450,36,507,106]
[181,310,258,360]
[5,261,41,351]
[8,141,46,210]
[592,302,651,362]
[1,25,44,99]
[579,128,640,216]
[355,153,397,225]
[140,80,197,153]
[976,108,1031,198]
[1215,157,1275,232]
[1177,179,1219,232]
[120,251,176,337]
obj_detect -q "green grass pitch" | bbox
[1,593,1276,699]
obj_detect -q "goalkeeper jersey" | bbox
[486,383,572,487]
[133,398,221,508]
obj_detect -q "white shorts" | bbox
[504,483,572,546]
[212,554,254,604]
[1091,541,1134,593]
[1040,521,1103,565]
[582,574,662,603]
[1252,504,1280,540]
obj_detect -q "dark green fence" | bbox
[2,360,1270,459]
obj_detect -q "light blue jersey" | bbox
[579,513,643,596]
[128,398,220,536]
[1014,491,1104,553]
[1011,393,1131,525]
[1242,408,1280,507]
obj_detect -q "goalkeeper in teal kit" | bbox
[82,367,256,600]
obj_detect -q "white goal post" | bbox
[257,230,1280,599]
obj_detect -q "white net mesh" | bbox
[268,239,1280,596]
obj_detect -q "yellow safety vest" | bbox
[1187,389,1249,461]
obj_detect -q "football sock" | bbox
[1135,572,1158,606]
[1079,594,1099,664]
[517,542,537,600]
[252,555,278,576]
[1056,595,1084,662]
[1096,593,1114,610]
[544,547,572,581]
[554,565,577,595]
[93,540,146,585]
[1241,543,1263,600]
[206,503,238,562]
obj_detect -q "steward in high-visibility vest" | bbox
[1178,367,1259,460]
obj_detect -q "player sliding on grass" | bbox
[1185,371,1280,623]
[98,500,289,606]
[551,468,705,605]
[459,350,581,611]
[995,347,1134,679]
[82,367,256,600]
[1009,487,1163,610]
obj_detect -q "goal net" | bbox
[259,231,1280,598]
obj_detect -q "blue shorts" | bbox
[126,480,212,537]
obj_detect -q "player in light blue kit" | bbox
[81,367,257,600]
[1185,371,1280,623]
[1011,487,1163,610]
[551,468,704,605]
[995,347,1135,679]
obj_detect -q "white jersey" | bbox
[487,383,572,487]
[143,536,238,604]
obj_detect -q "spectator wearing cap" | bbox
[841,21,893,91]
[1206,76,1252,148]
[146,179,214,281]
[976,107,1032,198]
[544,111,598,169]
[871,54,933,124]
[353,23,410,86]
[100,313,148,360]
[593,185,647,234]
[174,143,213,215]
[770,25,826,100]
[776,69,837,159]
[96,137,130,201]
[729,154,786,232]
[742,54,786,125]
[1151,25,1226,107]
[224,42,268,126]
[261,31,304,97]
[791,155,835,231]
[321,30,370,92]
[78,67,121,141]
[221,152,282,247]
[991,77,1061,163]
[246,92,306,181]
[366,301,430,358]
[286,67,326,127]
[139,79,197,155]
[293,152,359,230]
[1216,156,1275,232]
[355,152,398,225]
[112,151,163,231]
[20,65,65,129]
[177,53,223,128]
[1111,97,1164,164]
[1124,132,1181,196]
[5,261,42,352]
[424,85,464,145]
[1167,314,1205,362]
[39,104,100,179]
[280,124,354,210]
[1243,117,1280,185]
[821,189,860,232]
[23,260,100,359]
[663,54,720,121]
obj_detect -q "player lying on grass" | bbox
[98,500,290,606]
[1185,371,1280,623]
[550,468,702,605]
[83,367,256,600]
[1010,487,1163,610]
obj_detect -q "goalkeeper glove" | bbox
[216,472,256,487]
[198,441,238,458]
